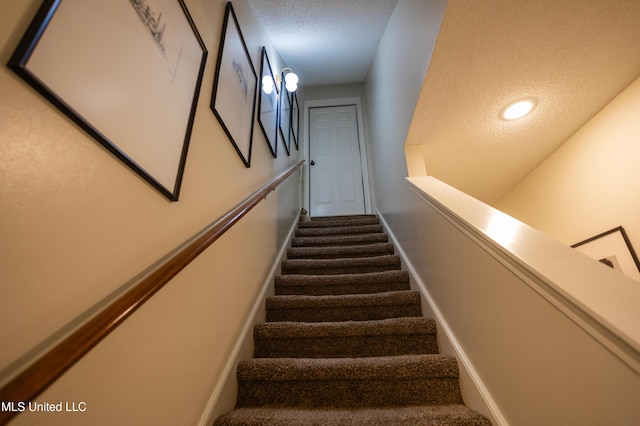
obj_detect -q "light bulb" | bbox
[286,82,297,92]
[284,71,298,92]
[501,98,536,120]
[284,72,298,86]
[262,75,274,94]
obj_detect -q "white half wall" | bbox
[403,176,640,425]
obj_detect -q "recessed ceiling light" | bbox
[501,98,537,120]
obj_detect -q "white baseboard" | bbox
[198,216,299,426]
[376,210,506,426]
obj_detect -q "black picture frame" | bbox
[572,226,640,281]
[278,74,292,156]
[257,47,278,158]
[290,92,299,150]
[8,0,208,201]
[211,2,258,168]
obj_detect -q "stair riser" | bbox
[254,335,438,358]
[266,305,422,322]
[291,234,389,247]
[286,252,393,260]
[236,378,463,408]
[286,245,395,259]
[298,218,380,228]
[275,281,410,296]
[274,271,411,295]
[282,255,401,275]
[309,214,378,221]
[281,265,401,275]
[295,225,383,237]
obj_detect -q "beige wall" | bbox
[0,0,300,424]
[365,0,446,226]
[495,76,640,250]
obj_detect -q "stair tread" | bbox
[255,317,436,339]
[238,354,459,381]
[213,405,492,426]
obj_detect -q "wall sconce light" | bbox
[275,67,299,92]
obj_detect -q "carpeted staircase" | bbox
[214,215,492,425]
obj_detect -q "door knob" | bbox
[310,160,315,166]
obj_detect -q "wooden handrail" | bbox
[0,160,304,425]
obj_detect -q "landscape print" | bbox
[129,0,182,77]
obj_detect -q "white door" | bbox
[309,105,366,217]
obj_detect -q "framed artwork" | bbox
[8,0,208,201]
[256,47,278,158]
[572,226,640,281]
[291,92,299,150]
[211,2,257,168]
[278,75,292,156]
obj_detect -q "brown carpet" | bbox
[213,215,491,425]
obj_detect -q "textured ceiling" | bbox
[248,0,398,86]
[250,0,640,205]
[407,0,640,204]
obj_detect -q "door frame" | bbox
[303,97,372,215]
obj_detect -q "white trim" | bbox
[406,177,640,374]
[377,209,507,426]
[198,216,299,426]
[303,97,372,215]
